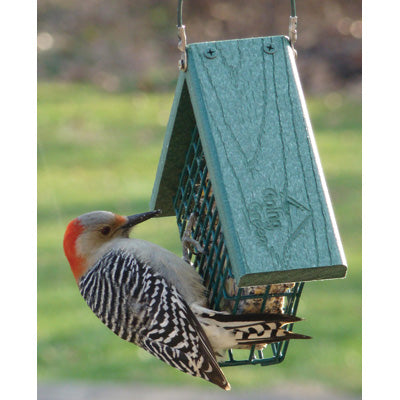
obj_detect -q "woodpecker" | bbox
[63,210,310,390]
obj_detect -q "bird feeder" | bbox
[150,0,347,367]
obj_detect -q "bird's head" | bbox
[63,210,161,282]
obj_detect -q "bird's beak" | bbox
[122,209,161,230]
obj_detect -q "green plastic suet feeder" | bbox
[150,0,347,367]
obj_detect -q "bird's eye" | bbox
[100,226,111,236]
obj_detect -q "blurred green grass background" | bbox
[37,82,361,393]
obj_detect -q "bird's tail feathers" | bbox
[234,328,311,347]
[203,310,303,327]
[196,307,311,347]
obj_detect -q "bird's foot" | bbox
[182,212,205,263]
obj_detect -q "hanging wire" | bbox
[290,0,297,17]
[178,0,297,26]
[176,0,298,70]
[177,0,183,28]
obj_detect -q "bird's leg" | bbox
[182,212,204,263]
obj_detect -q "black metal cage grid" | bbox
[173,125,305,367]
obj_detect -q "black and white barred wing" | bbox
[79,249,229,390]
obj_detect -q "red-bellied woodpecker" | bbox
[63,210,310,390]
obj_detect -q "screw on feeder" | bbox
[264,43,276,54]
[205,47,217,59]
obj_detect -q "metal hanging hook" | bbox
[177,0,187,71]
[289,0,298,57]
[176,0,298,70]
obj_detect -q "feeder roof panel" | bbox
[150,36,347,285]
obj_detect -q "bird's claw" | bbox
[182,212,204,263]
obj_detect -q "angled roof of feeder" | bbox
[150,35,347,287]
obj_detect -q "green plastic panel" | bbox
[150,75,196,215]
[150,35,347,286]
